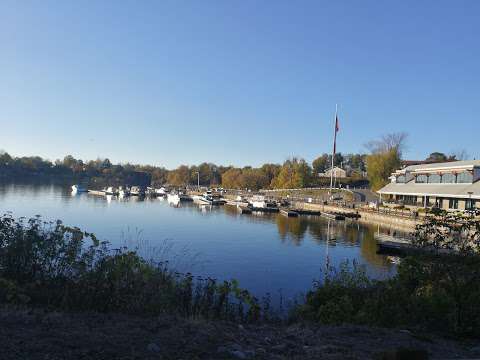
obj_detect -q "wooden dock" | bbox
[280,209,299,217]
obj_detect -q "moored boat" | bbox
[155,187,168,196]
[103,186,118,195]
[249,195,277,209]
[118,186,130,197]
[130,186,145,196]
[197,191,226,205]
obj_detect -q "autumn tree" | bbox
[271,158,312,189]
[167,165,190,186]
[365,132,406,191]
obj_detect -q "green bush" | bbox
[298,254,480,337]
[0,214,267,322]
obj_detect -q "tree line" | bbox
[0,150,368,190]
[1,138,467,191]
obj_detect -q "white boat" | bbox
[146,187,156,196]
[71,185,87,193]
[103,186,117,195]
[130,186,145,196]
[155,187,168,196]
[250,195,276,209]
[197,191,225,205]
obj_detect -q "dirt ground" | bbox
[0,308,478,360]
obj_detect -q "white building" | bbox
[377,160,480,210]
[318,166,347,178]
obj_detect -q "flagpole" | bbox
[329,104,338,196]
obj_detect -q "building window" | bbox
[428,174,441,183]
[415,174,428,183]
[435,198,443,208]
[466,199,477,210]
[457,172,473,183]
[442,173,456,183]
[402,195,417,205]
[396,175,406,183]
[449,199,458,209]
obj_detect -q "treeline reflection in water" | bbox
[222,203,395,269]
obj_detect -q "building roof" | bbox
[394,160,480,175]
[405,159,480,171]
[378,181,480,199]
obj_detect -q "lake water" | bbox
[0,183,398,300]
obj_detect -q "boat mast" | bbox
[329,104,338,195]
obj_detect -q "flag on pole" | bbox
[333,115,339,154]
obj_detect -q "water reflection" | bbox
[0,182,398,297]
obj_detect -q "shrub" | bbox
[0,214,268,322]
[298,254,480,337]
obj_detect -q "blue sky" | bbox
[1,0,479,168]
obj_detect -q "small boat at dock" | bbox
[155,187,168,196]
[103,186,118,195]
[130,186,145,196]
[196,191,226,205]
[249,195,277,209]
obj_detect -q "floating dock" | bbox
[225,200,250,207]
[292,209,321,216]
[375,234,416,255]
[250,207,280,213]
[88,190,106,196]
[320,212,345,221]
[237,205,252,214]
[280,209,299,217]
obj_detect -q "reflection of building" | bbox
[378,160,480,210]
[318,166,347,178]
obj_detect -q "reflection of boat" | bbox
[118,186,130,197]
[71,185,87,193]
[167,193,180,203]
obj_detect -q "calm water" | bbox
[0,183,397,299]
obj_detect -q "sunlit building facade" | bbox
[377,160,480,210]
